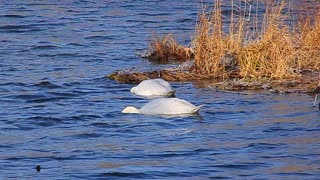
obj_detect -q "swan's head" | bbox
[122,106,140,114]
[130,86,137,94]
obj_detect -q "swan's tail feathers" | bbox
[192,104,204,114]
[167,90,176,97]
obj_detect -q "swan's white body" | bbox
[122,98,203,115]
[130,78,175,97]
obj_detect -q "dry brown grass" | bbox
[146,34,193,62]
[239,0,296,80]
[109,0,320,92]
[295,10,320,71]
[192,0,224,77]
[191,0,320,81]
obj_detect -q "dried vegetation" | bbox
[108,0,320,93]
[192,0,320,81]
[143,34,194,62]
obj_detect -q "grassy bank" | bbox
[108,0,320,93]
[191,0,320,81]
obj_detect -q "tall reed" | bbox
[295,9,320,71]
[192,0,320,80]
[193,0,224,77]
[239,0,295,80]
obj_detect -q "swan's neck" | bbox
[122,106,140,114]
[130,87,137,94]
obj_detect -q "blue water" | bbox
[1,1,320,179]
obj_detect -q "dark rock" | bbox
[35,165,41,172]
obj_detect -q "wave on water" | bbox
[30,81,61,89]
[0,14,27,18]
[0,24,41,33]
[29,45,60,50]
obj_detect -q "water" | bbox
[0,1,319,179]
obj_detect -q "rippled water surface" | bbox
[1,1,320,179]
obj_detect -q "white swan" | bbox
[122,98,204,115]
[130,78,175,97]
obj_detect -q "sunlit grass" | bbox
[190,0,320,81]
[110,0,320,87]
[146,34,193,62]
[149,0,320,80]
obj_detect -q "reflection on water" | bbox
[0,0,320,179]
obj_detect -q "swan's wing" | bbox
[139,99,168,114]
[172,98,194,106]
[140,98,201,115]
[154,79,173,91]
[154,79,170,87]
[171,98,203,114]
[134,80,160,96]
[135,79,173,96]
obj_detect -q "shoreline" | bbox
[108,1,320,95]
[107,68,320,94]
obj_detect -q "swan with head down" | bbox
[122,97,203,115]
[130,78,175,97]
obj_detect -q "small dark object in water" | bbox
[35,165,41,172]
[318,102,320,110]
